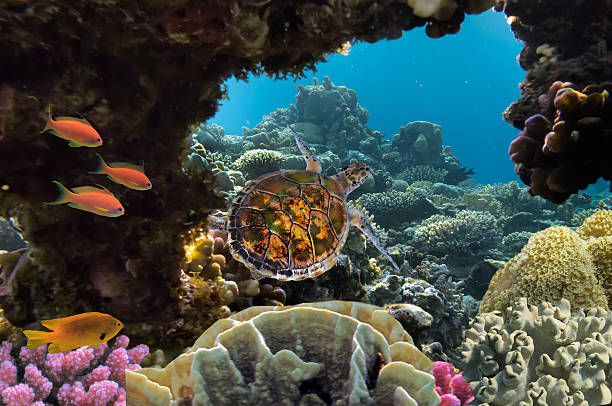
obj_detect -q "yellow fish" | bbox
[23,312,123,353]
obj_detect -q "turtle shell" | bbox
[227,170,348,281]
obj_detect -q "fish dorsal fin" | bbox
[70,185,112,195]
[41,318,65,331]
[109,161,145,172]
[54,116,92,125]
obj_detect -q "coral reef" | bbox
[509,81,612,203]
[392,122,444,168]
[480,209,612,313]
[0,335,147,405]
[409,210,502,266]
[127,301,440,405]
[367,262,469,365]
[0,0,494,347]
[357,189,438,227]
[462,298,612,405]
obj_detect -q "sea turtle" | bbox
[227,125,400,281]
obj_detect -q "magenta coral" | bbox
[0,335,148,406]
[432,361,474,406]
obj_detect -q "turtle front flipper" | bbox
[287,125,322,173]
[348,207,400,272]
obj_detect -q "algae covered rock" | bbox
[127,301,440,405]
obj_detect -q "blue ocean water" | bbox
[208,9,524,184]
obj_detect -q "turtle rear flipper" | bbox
[349,207,400,272]
[287,125,322,173]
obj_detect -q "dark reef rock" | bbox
[509,81,612,203]
[498,0,612,202]
[0,0,492,347]
[498,0,612,129]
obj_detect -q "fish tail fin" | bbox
[44,181,73,205]
[23,330,50,349]
[41,106,54,133]
[89,153,108,175]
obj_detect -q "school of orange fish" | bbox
[22,108,156,350]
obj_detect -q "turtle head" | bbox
[337,162,370,195]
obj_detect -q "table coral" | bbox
[462,298,612,405]
[127,301,439,405]
[0,334,147,405]
[480,209,612,313]
[509,81,612,203]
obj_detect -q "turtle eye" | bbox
[146,183,151,187]
[117,207,123,212]
[96,138,101,142]
[99,332,106,340]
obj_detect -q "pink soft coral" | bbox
[0,335,148,406]
[432,361,474,406]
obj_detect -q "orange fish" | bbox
[41,109,102,147]
[44,181,125,217]
[23,312,123,353]
[90,153,152,190]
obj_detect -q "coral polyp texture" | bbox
[126,301,440,405]
[509,81,612,203]
[462,298,612,406]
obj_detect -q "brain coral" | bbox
[480,209,612,313]
[126,301,440,406]
[462,298,612,406]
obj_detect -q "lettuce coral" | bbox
[127,301,440,405]
[462,298,612,405]
[480,209,612,313]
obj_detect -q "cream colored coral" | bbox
[406,0,494,20]
[576,209,612,239]
[462,298,612,405]
[127,301,438,405]
[480,210,612,313]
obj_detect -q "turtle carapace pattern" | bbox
[227,125,400,281]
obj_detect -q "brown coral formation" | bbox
[498,0,612,202]
[480,209,612,313]
[498,0,612,129]
[509,81,612,203]
[127,301,439,405]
